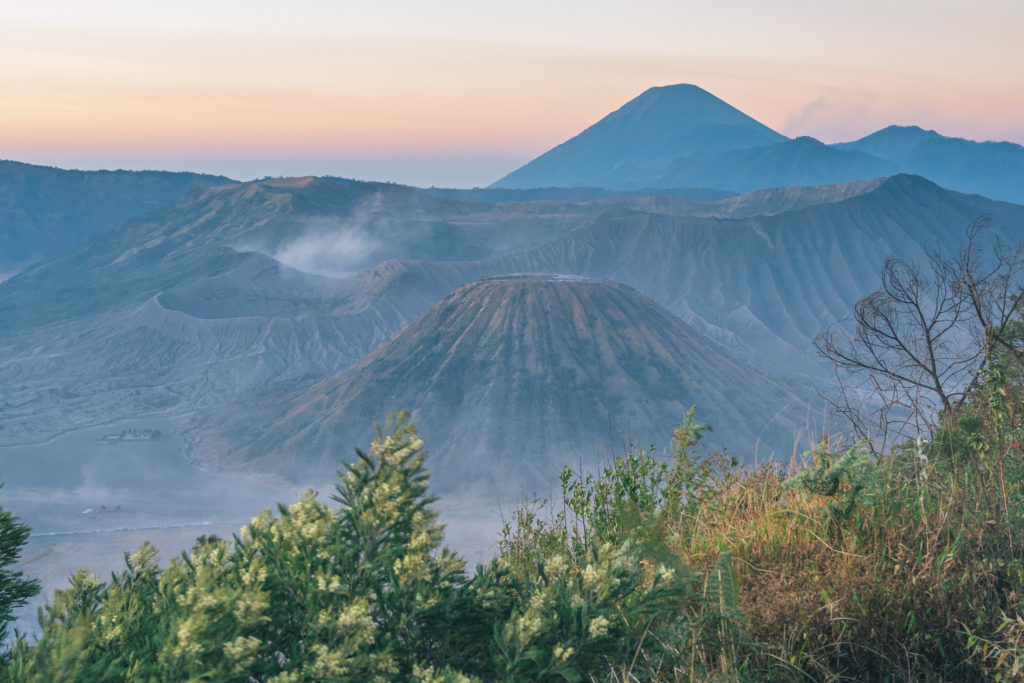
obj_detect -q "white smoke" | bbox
[270,218,385,278]
[235,210,391,279]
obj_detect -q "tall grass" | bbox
[502,370,1024,681]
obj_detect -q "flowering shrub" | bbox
[4,414,468,681]
[5,353,1024,681]
[2,413,708,681]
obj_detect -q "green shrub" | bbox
[5,349,1024,681]
[0,486,39,650]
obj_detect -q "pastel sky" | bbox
[3,0,1023,186]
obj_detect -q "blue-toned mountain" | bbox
[604,137,899,193]
[492,86,1024,205]
[0,159,234,276]
[835,125,1024,204]
[4,174,1020,448]
[492,84,787,190]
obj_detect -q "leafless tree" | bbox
[815,218,1024,450]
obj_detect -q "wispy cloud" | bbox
[781,91,886,143]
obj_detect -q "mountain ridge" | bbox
[836,126,1024,203]
[491,86,1024,204]
[599,136,900,192]
[0,159,236,276]
[3,174,1019,443]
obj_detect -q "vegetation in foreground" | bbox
[0,234,1023,680]
[1,368,1023,682]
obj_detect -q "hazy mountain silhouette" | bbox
[0,177,610,330]
[492,84,787,189]
[491,86,1024,204]
[624,137,899,192]
[199,275,812,491]
[420,185,734,203]
[0,173,881,333]
[0,159,234,276]
[835,125,1024,204]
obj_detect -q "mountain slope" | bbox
[0,172,896,333]
[0,251,429,444]
[492,84,787,189]
[491,87,1024,203]
[0,177,611,330]
[338,175,1024,377]
[5,174,1018,443]
[625,137,899,193]
[420,185,735,204]
[201,276,813,491]
[836,126,1024,204]
[0,160,234,276]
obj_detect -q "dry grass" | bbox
[648,434,1024,681]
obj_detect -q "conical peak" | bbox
[492,84,787,189]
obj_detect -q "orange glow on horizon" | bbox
[2,2,1023,182]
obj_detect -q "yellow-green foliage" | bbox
[663,360,1024,681]
[498,408,752,680]
[1,414,704,682]
[4,414,468,681]
[497,359,1024,681]
[4,360,1024,681]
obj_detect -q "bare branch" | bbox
[817,220,1024,446]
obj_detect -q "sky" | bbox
[2,0,1023,187]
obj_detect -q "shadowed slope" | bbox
[626,137,899,193]
[491,87,1024,203]
[327,175,1024,378]
[4,175,1018,442]
[0,159,234,274]
[0,177,605,330]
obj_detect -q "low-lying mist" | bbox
[1,416,504,639]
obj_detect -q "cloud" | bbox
[781,91,890,143]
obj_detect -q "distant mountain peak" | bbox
[642,83,709,94]
[835,129,1024,203]
[624,83,735,110]
[491,84,787,189]
[879,124,938,136]
[880,172,942,188]
[845,125,942,148]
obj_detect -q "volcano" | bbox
[207,275,813,493]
